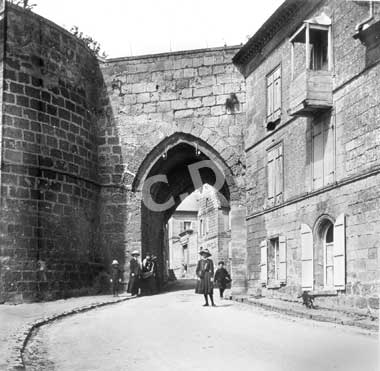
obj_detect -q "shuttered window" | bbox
[278,236,287,283]
[333,214,346,290]
[312,116,335,189]
[260,240,268,285]
[266,65,281,122]
[267,144,283,206]
[301,223,313,290]
[261,237,287,286]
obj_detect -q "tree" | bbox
[70,26,107,59]
[8,0,36,10]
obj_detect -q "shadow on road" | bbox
[161,279,197,292]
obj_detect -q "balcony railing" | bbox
[288,69,333,117]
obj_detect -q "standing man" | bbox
[110,260,122,297]
[214,261,231,299]
[127,250,141,296]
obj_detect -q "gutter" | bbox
[354,0,374,37]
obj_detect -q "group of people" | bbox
[126,250,159,296]
[195,248,231,307]
[111,248,231,303]
[110,250,159,297]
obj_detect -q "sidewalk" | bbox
[0,294,132,370]
[231,295,379,332]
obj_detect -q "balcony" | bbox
[288,69,333,117]
[288,12,333,117]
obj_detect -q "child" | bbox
[110,260,122,297]
[214,261,231,299]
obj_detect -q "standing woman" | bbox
[195,248,215,307]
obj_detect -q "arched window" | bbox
[323,222,334,288]
[314,218,334,289]
[301,214,346,291]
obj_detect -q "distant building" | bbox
[167,184,231,279]
[198,184,231,272]
[167,193,199,278]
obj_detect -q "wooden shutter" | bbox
[267,74,274,118]
[301,223,313,290]
[275,145,283,203]
[273,67,281,115]
[260,240,268,285]
[313,121,323,189]
[324,118,335,185]
[279,235,287,283]
[267,149,275,205]
[333,214,346,290]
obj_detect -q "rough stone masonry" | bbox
[0,2,247,302]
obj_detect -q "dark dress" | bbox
[214,267,231,290]
[127,258,141,295]
[141,259,156,294]
[195,258,214,294]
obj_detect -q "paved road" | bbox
[24,290,379,371]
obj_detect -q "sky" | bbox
[31,0,284,58]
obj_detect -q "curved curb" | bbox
[232,297,378,333]
[6,296,134,370]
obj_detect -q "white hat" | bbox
[112,260,119,265]
[131,250,140,256]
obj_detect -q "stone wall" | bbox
[98,47,246,288]
[243,0,380,313]
[0,4,104,302]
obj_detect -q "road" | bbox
[24,288,379,371]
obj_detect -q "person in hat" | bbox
[110,260,122,297]
[141,252,155,295]
[195,248,215,306]
[127,250,141,296]
[214,261,231,299]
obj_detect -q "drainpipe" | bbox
[355,1,374,32]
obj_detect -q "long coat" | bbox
[214,267,231,289]
[195,258,214,294]
[127,258,141,294]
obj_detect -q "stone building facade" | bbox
[0,0,378,314]
[0,1,247,302]
[167,193,199,279]
[197,184,231,271]
[233,0,380,315]
[167,184,231,279]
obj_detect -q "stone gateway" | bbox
[0,0,379,317]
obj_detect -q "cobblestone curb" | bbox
[6,296,134,370]
[231,296,378,332]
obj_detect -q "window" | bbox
[267,144,283,206]
[309,28,328,71]
[301,214,346,291]
[312,115,334,189]
[260,236,287,286]
[183,221,191,232]
[290,13,332,77]
[266,65,281,125]
[268,238,280,285]
[323,222,334,288]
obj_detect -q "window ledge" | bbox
[267,281,286,289]
[310,289,338,296]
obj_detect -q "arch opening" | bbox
[136,136,237,289]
